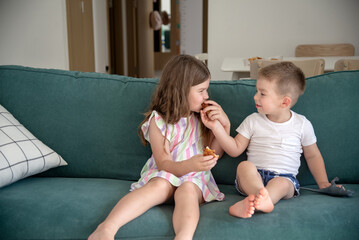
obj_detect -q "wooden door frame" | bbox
[107,0,136,76]
[66,0,95,72]
[125,0,137,77]
[108,0,208,76]
[202,0,208,53]
[108,0,124,75]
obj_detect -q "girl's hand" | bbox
[201,100,230,129]
[188,154,218,172]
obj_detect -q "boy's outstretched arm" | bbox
[201,100,231,157]
[201,111,249,157]
[303,143,331,189]
[202,100,231,133]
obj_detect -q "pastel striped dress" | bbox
[130,110,225,202]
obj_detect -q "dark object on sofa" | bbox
[301,177,354,197]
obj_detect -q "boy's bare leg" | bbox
[254,177,294,213]
[229,161,263,218]
[88,178,175,240]
[173,182,203,240]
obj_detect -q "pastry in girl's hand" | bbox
[201,102,211,116]
[203,146,219,158]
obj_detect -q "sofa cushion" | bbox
[0,66,358,186]
[0,178,358,239]
[0,105,67,187]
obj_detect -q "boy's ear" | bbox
[281,96,292,108]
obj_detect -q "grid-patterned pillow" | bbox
[0,105,67,188]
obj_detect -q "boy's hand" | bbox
[318,182,331,189]
[318,182,343,190]
[201,100,230,129]
[200,110,221,130]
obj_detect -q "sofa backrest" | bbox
[1,66,358,185]
[0,66,155,181]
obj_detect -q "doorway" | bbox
[108,0,207,77]
[153,0,180,71]
[109,0,154,77]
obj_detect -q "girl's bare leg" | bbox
[88,178,176,240]
[229,161,263,218]
[172,182,203,240]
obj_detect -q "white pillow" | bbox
[0,105,67,188]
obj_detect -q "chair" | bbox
[250,59,325,79]
[334,59,359,71]
[194,53,208,65]
[295,44,355,57]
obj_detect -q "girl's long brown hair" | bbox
[138,54,212,148]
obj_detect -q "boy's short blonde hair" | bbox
[258,62,306,106]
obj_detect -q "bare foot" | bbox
[229,194,255,218]
[254,188,274,213]
[88,223,116,240]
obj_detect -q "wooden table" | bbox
[221,56,359,80]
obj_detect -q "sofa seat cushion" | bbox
[0,177,358,240]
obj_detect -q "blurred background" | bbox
[0,0,358,80]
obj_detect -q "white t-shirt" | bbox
[236,111,317,176]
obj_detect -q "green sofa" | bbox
[0,65,358,240]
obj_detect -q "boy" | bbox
[201,62,334,218]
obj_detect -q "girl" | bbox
[89,55,229,240]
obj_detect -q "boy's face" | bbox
[254,77,284,115]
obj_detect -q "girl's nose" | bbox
[204,90,209,99]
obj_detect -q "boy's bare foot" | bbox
[229,194,255,218]
[254,188,274,213]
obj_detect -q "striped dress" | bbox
[130,110,225,202]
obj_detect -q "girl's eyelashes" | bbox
[199,89,206,93]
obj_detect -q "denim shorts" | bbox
[235,169,300,197]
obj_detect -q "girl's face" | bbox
[188,78,210,112]
[254,78,284,116]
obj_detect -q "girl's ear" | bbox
[281,96,292,108]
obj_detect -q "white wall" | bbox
[180,0,203,55]
[208,0,359,80]
[1,0,358,76]
[0,0,69,70]
[0,0,108,72]
[92,0,109,73]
